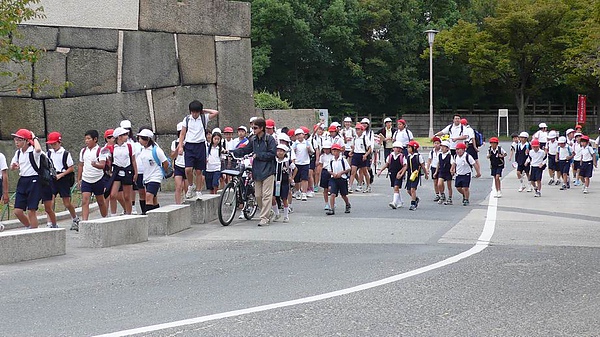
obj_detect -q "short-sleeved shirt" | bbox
[171,140,185,168]
[547,140,559,155]
[80,145,108,183]
[138,145,168,184]
[440,123,465,149]
[292,140,313,165]
[0,153,8,177]
[557,145,572,160]
[581,145,595,162]
[451,153,475,175]
[182,114,209,143]
[394,128,413,146]
[48,147,74,173]
[11,146,41,177]
[353,134,372,154]
[206,145,222,172]
[319,152,334,171]
[342,127,356,151]
[113,142,133,168]
[329,156,350,178]
[428,148,442,168]
[527,149,546,167]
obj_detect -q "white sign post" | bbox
[498,109,509,137]
[316,109,329,124]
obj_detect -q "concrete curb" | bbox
[1,202,99,230]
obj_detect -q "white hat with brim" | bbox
[547,130,557,139]
[278,133,290,143]
[441,140,451,148]
[120,120,132,129]
[137,129,154,139]
[384,117,392,123]
[392,141,404,148]
[238,126,248,132]
[295,128,305,135]
[112,127,129,138]
[276,144,289,152]
[557,136,567,143]
[343,117,352,122]
[566,128,575,134]
[519,132,529,138]
[538,122,548,128]
[361,118,370,124]
[330,122,341,127]
[212,128,222,135]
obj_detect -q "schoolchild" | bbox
[427,136,442,201]
[348,123,372,193]
[10,129,43,228]
[556,136,574,190]
[223,127,235,151]
[515,132,532,192]
[309,125,325,195]
[78,130,109,223]
[487,137,507,198]
[394,119,414,156]
[434,115,468,156]
[231,126,249,150]
[326,143,351,215]
[578,135,597,194]
[377,141,407,209]
[277,132,295,213]
[435,141,453,205]
[205,130,224,194]
[44,132,79,229]
[341,117,357,158]
[121,120,142,215]
[272,144,294,223]
[109,127,137,215]
[329,125,345,149]
[360,118,376,187]
[171,122,188,204]
[450,143,478,206]
[265,119,278,141]
[137,129,169,214]
[533,123,549,149]
[291,128,314,201]
[525,139,547,197]
[318,141,334,210]
[572,133,583,186]
[545,131,561,185]
[508,132,519,161]
[405,141,428,210]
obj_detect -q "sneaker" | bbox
[186,185,196,199]
[196,191,203,199]
[395,202,404,208]
[560,184,567,190]
[535,191,541,197]
[362,186,371,193]
[324,204,330,210]
[268,210,275,223]
[355,185,362,192]
[239,214,244,219]
[326,210,335,215]
[345,204,351,213]
[348,189,354,194]
[433,194,441,202]
[462,199,470,206]
[496,191,502,198]
[70,221,79,231]
[526,186,533,192]
[301,193,307,201]
[283,216,289,223]
[295,193,302,201]
[518,186,525,192]
[314,186,319,192]
[574,180,582,186]
[409,204,416,211]
[567,183,571,189]
[289,205,294,213]
[258,221,270,226]
[444,198,453,205]
[131,208,138,215]
[583,187,589,194]
[415,197,420,208]
[307,191,315,198]
[389,202,397,210]
[0,224,4,232]
[548,179,554,185]
[438,195,445,204]
[555,180,561,186]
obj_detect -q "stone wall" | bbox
[0,0,254,159]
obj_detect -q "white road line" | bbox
[95,190,498,337]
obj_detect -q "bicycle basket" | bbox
[221,157,244,176]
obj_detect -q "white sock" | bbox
[393,192,399,204]
[284,207,289,217]
[272,205,279,215]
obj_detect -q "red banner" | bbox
[577,94,587,124]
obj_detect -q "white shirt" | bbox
[113,142,133,168]
[533,130,548,143]
[79,145,108,183]
[546,140,559,155]
[451,152,475,175]
[428,148,442,168]
[139,145,168,184]
[225,139,236,151]
[557,145,572,160]
[292,140,313,165]
[0,153,7,177]
[132,141,144,174]
[206,144,222,172]
[440,123,465,149]
[581,145,595,162]
[11,146,41,177]
[573,142,582,160]
[331,135,345,148]
[465,126,475,144]
[353,134,371,154]
[48,147,74,173]
[171,140,185,168]
[526,149,546,167]
[394,128,413,146]
[342,127,356,151]
[319,152,334,172]
[182,113,209,143]
[329,156,350,179]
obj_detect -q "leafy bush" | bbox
[254,91,292,110]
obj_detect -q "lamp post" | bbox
[425,29,438,138]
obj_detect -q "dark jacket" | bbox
[231,133,277,181]
[377,126,397,148]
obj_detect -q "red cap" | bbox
[489,137,499,143]
[104,129,114,139]
[11,128,33,141]
[581,135,590,141]
[331,143,343,151]
[431,136,441,143]
[397,119,406,125]
[575,124,582,129]
[301,126,310,134]
[355,123,365,130]
[408,140,420,149]
[328,125,337,132]
[531,139,540,147]
[460,118,468,125]
[223,127,234,133]
[266,119,275,129]
[456,142,467,150]
[46,131,62,144]
[287,129,295,137]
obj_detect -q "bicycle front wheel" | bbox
[218,182,238,226]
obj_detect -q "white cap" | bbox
[120,120,132,129]
[558,136,566,143]
[574,132,582,137]
[566,128,574,134]
[278,133,290,143]
[330,122,340,127]
[392,141,403,148]
[547,130,557,139]
[137,129,154,139]
[538,122,548,128]
[343,117,352,122]
[318,123,326,129]
[177,122,184,132]
[112,127,129,138]
[295,128,305,135]
[384,117,392,123]
[212,127,222,135]
[360,118,370,124]
[519,132,529,138]
[441,140,451,148]
[249,117,258,123]
[322,141,332,149]
[276,144,289,152]
[237,126,248,132]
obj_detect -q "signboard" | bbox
[316,109,329,124]
[577,94,587,124]
[498,109,508,117]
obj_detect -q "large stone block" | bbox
[0,228,66,264]
[121,31,180,91]
[0,61,33,97]
[66,49,118,97]
[13,25,58,51]
[45,92,150,152]
[80,215,149,248]
[263,109,318,131]
[177,34,216,85]
[0,98,44,140]
[33,51,66,99]
[58,27,119,51]
[184,194,220,224]
[147,204,191,235]
[139,0,251,38]
[151,85,218,134]
[216,38,254,129]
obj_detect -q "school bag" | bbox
[185,114,208,133]
[473,129,484,147]
[17,150,57,187]
[488,146,504,167]
[49,150,75,186]
[152,145,174,179]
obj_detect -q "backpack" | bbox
[185,114,208,134]
[473,129,484,147]
[447,123,463,136]
[49,150,75,186]
[330,158,347,175]
[151,145,173,179]
[17,150,57,187]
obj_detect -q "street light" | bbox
[425,29,438,138]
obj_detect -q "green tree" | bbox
[254,90,292,109]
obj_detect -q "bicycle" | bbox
[218,153,258,226]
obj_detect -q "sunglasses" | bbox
[252,126,259,130]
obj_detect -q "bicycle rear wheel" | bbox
[219,182,238,226]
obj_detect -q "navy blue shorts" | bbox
[113,166,134,185]
[82,178,106,196]
[319,170,331,189]
[53,176,73,198]
[136,174,145,190]
[529,166,544,181]
[41,179,55,202]
[580,161,593,178]
[309,156,316,170]
[351,153,367,168]
[558,160,570,174]
[344,150,351,159]
[491,167,503,177]
[455,174,471,188]
[330,177,348,196]
[430,167,438,179]
[184,142,207,170]
[405,175,419,190]
[548,155,557,171]
[144,181,161,196]
[517,164,530,174]
[438,170,452,181]
[388,171,403,188]
[573,160,581,171]
[467,145,479,160]
[204,171,221,189]
[15,176,41,210]
[174,165,186,179]
[296,164,309,181]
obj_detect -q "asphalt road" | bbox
[1,143,600,337]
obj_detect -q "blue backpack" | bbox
[151,145,173,179]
